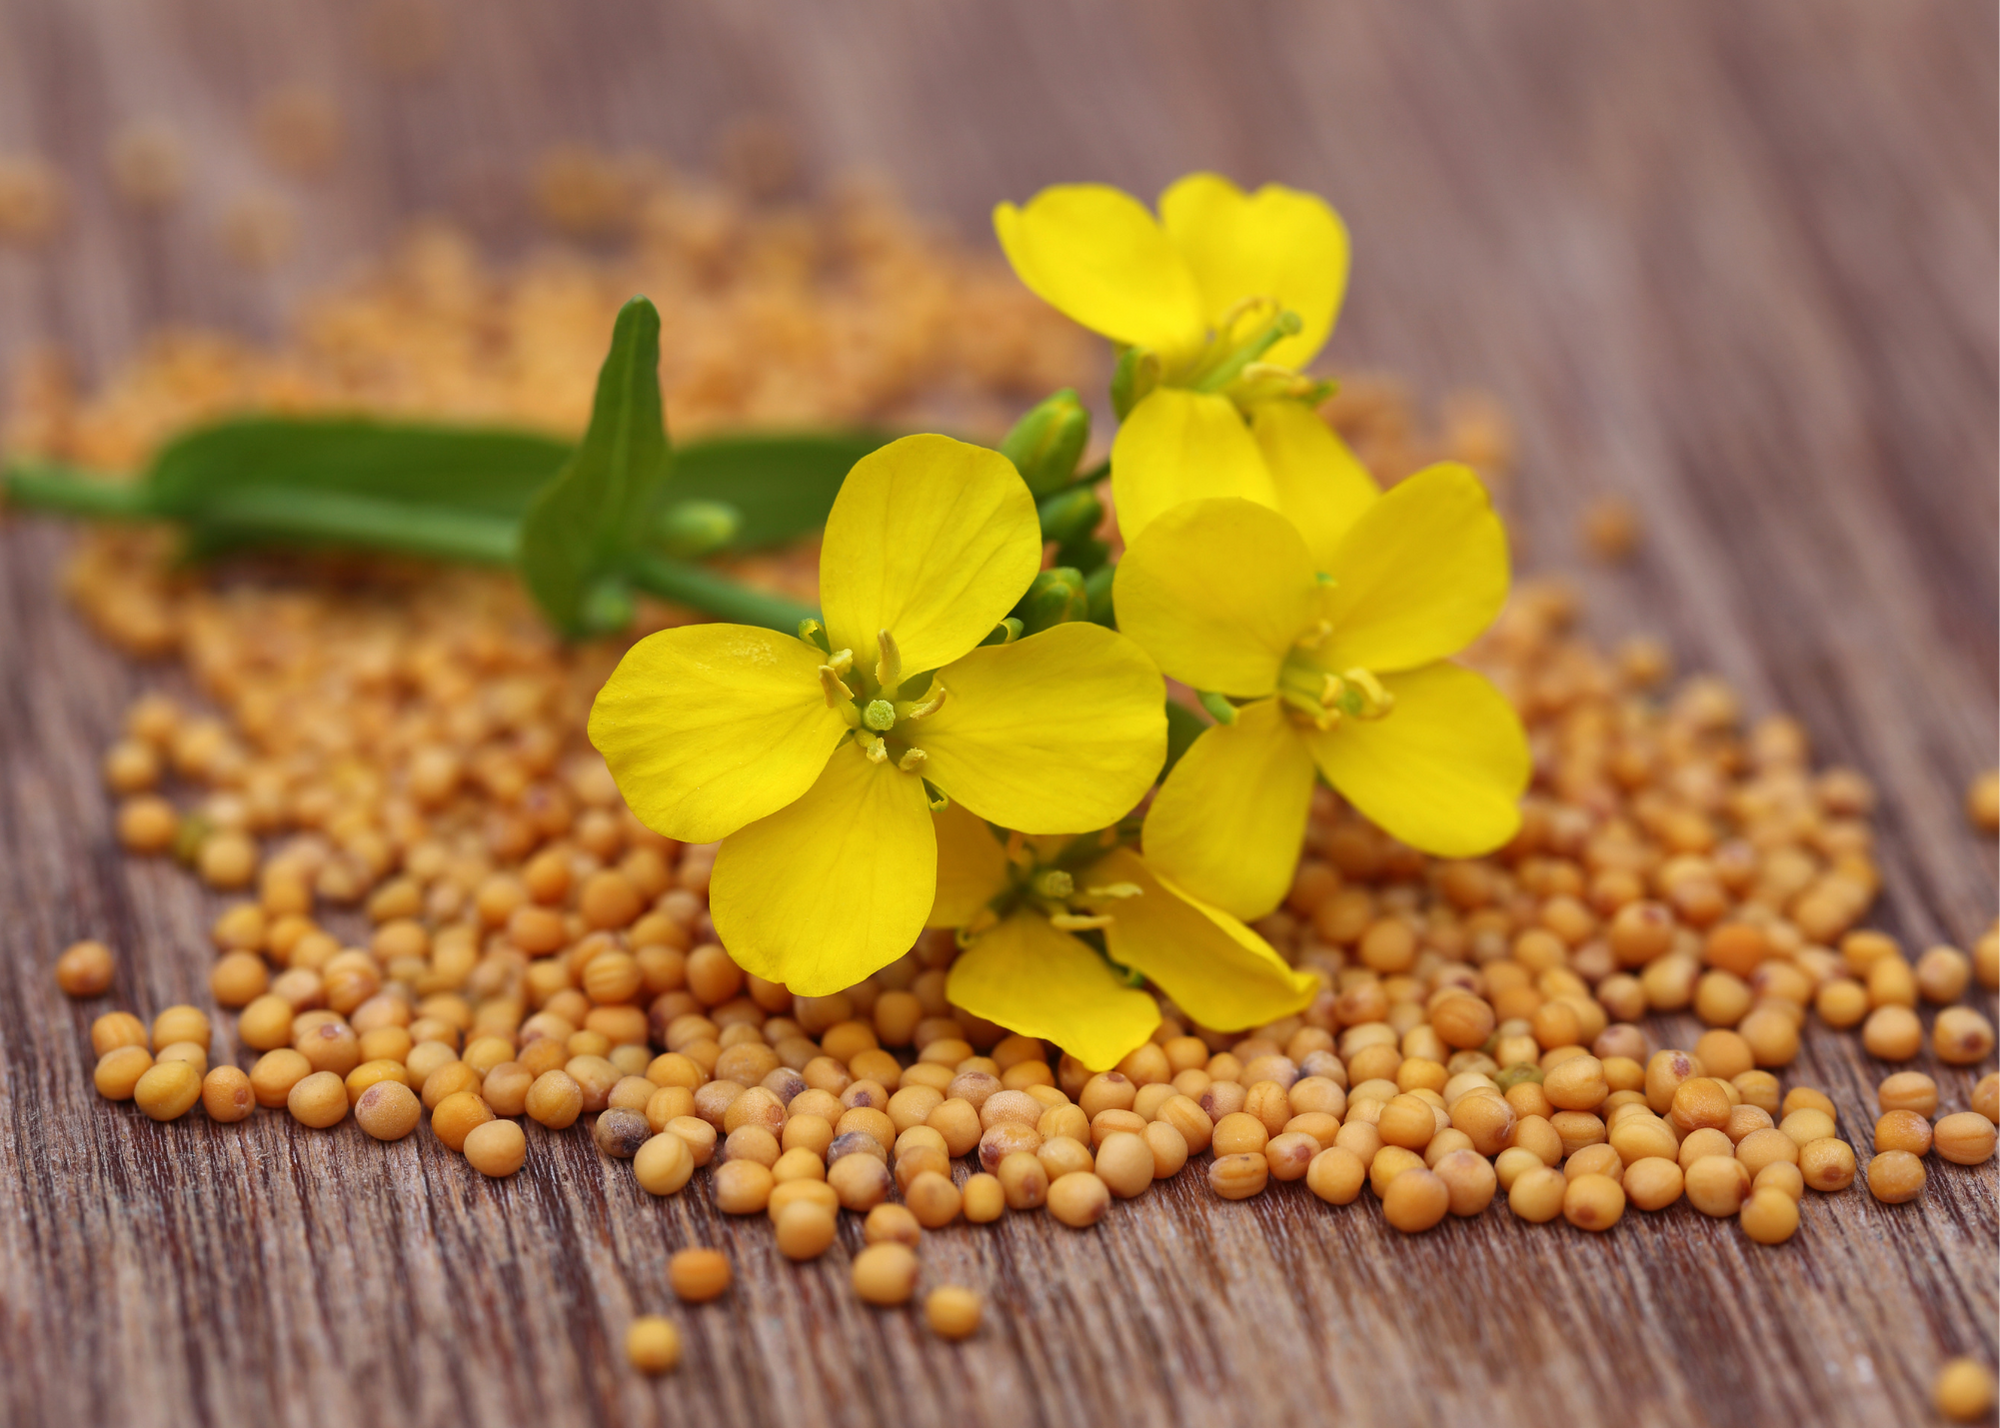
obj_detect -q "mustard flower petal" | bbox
[945,910,1161,1073]
[1304,662,1529,858]
[1109,387,1275,551]
[1158,173,1350,372]
[588,623,846,844]
[1251,400,1380,570]
[710,741,936,995]
[1113,497,1316,697]
[1140,697,1316,921]
[818,433,1042,677]
[928,800,1009,929]
[1081,847,1318,1032]
[1321,462,1509,672]
[918,622,1165,834]
[993,184,1208,362]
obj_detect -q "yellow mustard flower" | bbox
[994,173,1377,565]
[929,803,1318,1072]
[590,434,1166,995]
[1115,463,1530,921]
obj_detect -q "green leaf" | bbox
[663,430,889,550]
[144,415,570,518]
[1161,698,1210,780]
[518,296,672,634]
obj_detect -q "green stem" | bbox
[5,463,156,519]
[199,488,521,564]
[629,551,818,633]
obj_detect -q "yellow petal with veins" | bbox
[993,184,1208,363]
[1081,847,1318,1032]
[1321,462,1509,672]
[1251,400,1380,570]
[1109,387,1275,551]
[1140,697,1317,921]
[1113,497,1316,697]
[588,622,846,844]
[1304,661,1529,858]
[928,800,1010,929]
[818,433,1042,678]
[918,622,1164,834]
[945,910,1160,1073]
[1158,172,1350,372]
[710,740,935,994]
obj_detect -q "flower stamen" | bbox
[874,628,902,696]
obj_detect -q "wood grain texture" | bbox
[0,3,1994,1426]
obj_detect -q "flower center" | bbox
[801,622,948,780]
[960,830,1143,941]
[1276,636,1395,732]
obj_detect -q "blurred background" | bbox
[0,0,1993,727]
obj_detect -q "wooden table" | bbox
[1,4,1993,1425]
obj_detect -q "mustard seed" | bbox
[1866,1149,1925,1203]
[1976,1073,1999,1125]
[355,1080,421,1140]
[635,1132,695,1195]
[962,1173,1005,1223]
[90,1011,148,1057]
[1562,1172,1625,1232]
[201,1065,254,1123]
[1799,1138,1858,1192]
[134,1059,202,1121]
[714,1159,775,1214]
[95,1045,153,1100]
[155,1041,208,1077]
[594,1108,651,1159]
[1307,1146,1367,1205]
[863,1202,922,1248]
[1933,1112,1997,1166]
[1739,1187,1800,1245]
[152,1005,211,1052]
[669,1248,731,1302]
[1934,1006,1996,1065]
[1094,1131,1155,1198]
[625,1316,681,1375]
[1683,1156,1751,1217]
[1508,1166,1567,1222]
[1754,1162,1805,1201]
[925,1286,983,1341]
[525,1070,583,1129]
[1433,1148,1497,1216]
[432,1091,494,1152]
[1935,1359,1998,1423]
[1872,1109,1932,1157]
[776,1201,838,1260]
[1622,1157,1684,1211]
[1382,1167,1451,1233]
[1861,1005,1922,1061]
[1047,1170,1112,1226]
[55,940,114,998]
[287,1070,348,1128]
[1877,1071,1939,1117]
[851,1242,919,1305]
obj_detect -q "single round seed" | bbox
[1865,1149,1926,1204]
[464,1119,527,1177]
[925,1286,983,1341]
[94,1046,153,1101]
[354,1081,422,1141]
[625,1316,681,1375]
[775,1201,837,1261]
[1047,1170,1112,1227]
[668,1248,731,1303]
[55,940,114,998]
[1562,1173,1625,1232]
[851,1242,919,1306]
[635,1132,695,1196]
[1383,1167,1451,1233]
[1935,1358,1998,1424]
[286,1070,348,1128]
[1739,1187,1800,1245]
[199,1065,253,1123]
[1933,1112,1996,1167]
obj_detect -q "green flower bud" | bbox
[656,498,742,557]
[1017,567,1089,636]
[1037,487,1103,548]
[1110,347,1160,422]
[999,389,1091,497]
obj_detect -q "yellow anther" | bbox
[826,648,853,676]
[897,679,948,721]
[1341,667,1395,719]
[819,665,854,706]
[898,747,928,774]
[1082,882,1142,900]
[1293,619,1334,652]
[862,735,888,764]
[874,629,902,696]
[1049,912,1115,932]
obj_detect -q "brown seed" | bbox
[200,1066,254,1123]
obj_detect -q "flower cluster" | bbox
[593,175,1529,1069]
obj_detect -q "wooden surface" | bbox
[1,4,1996,1426]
